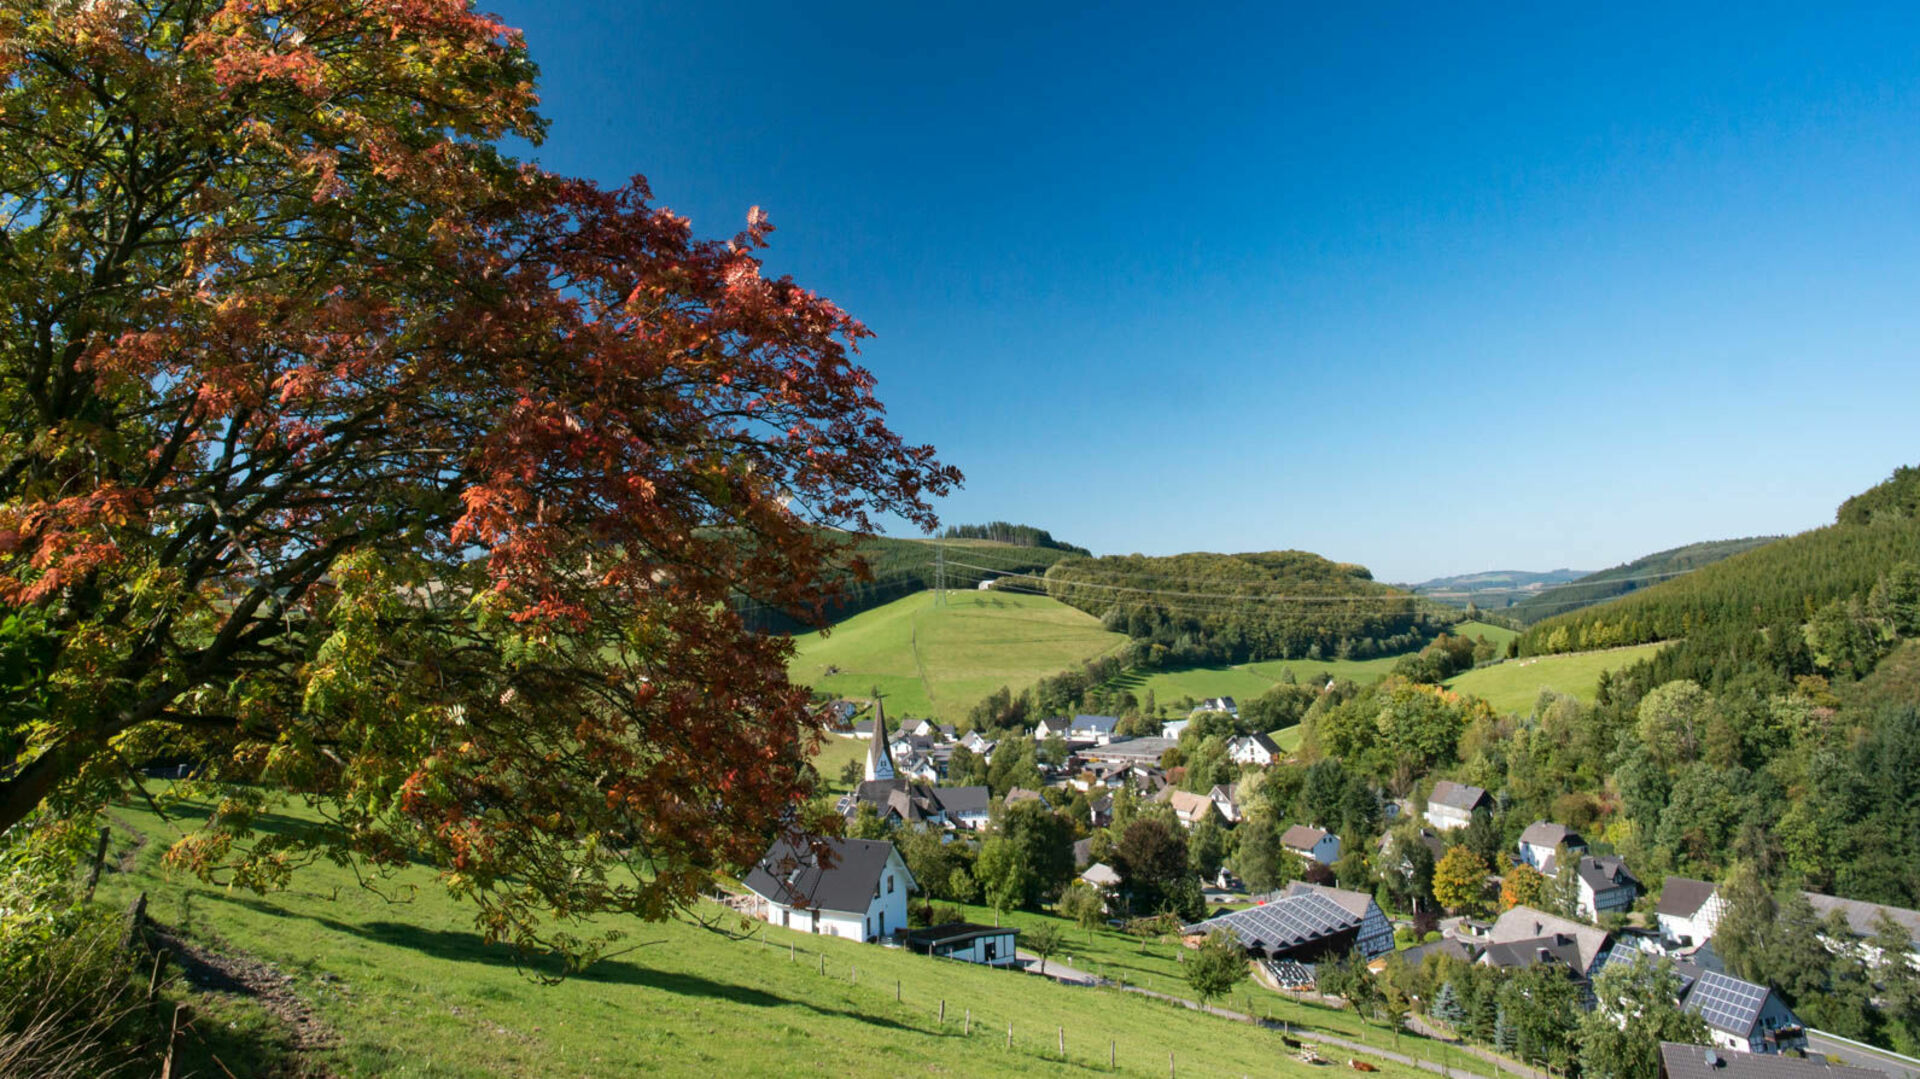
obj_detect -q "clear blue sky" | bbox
[492,0,1920,583]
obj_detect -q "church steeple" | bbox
[864,695,895,782]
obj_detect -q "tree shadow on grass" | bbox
[209,901,927,1034]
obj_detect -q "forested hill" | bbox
[1507,536,1782,625]
[938,521,1090,554]
[735,533,1084,634]
[1516,467,1920,663]
[1034,550,1455,667]
[1404,568,1589,609]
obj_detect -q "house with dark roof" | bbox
[1485,906,1612,979]
[896,922,1021,967]
[1032,717,1071,742]
[742,836,916,942]
[1658,1042,1873,1078]
[1574,855,1642,918]
[1208,784,1242,823]
[1227,732,1281,767]
[1197,696,1238,716]
[1376,828,1447,880]
[1183,881,1393,961]
[1371,936,1478,974]
[1658,877,1727,948]
[1282,824,1341,866]
[933,785,990,830]
[1424,780,1492,831]
[1516,820,1586,875]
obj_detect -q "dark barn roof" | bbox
[743,836,896,915]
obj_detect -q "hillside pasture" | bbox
[98,796,1434,1078]
[1444,641,1668,715]
[1111,652,1408,712]
[1450,620,1518,648]
[788,590,1127,723]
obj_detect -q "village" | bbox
[731,696,1920,1078]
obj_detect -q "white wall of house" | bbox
[1426,805,1473,831]
[1578,880,1636,919]
[1659,895,1727,947]
[1288,834,1342,865]
[937,931,1019,966]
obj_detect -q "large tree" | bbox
[0,1,956,957]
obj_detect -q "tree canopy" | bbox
[0,0,956,959]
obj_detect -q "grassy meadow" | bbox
[97,796,1443,1078]
[1444,641,1668,715]
[1109,652,1407,712]
[788,590,1127,724]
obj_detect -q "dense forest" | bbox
[938,521,1091,554]
[1040,550,1456,666]
[1506,536,1781,625]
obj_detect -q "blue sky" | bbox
[492,0,1920,582]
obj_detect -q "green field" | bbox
[97,796,1439,1078]
[1450,620,1518,648]
[1444,641,1668,715]
[788,590,1127,723]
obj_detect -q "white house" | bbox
[742,836,916,942]
[1161,718,1191,740]
[1227,733,1280,767]
[1516,821,1585,875]
[1424,780,1492,831]
[1282,824,1341,866]
[1573,855,1641,919]
[1033,717,1071,743]
[1657,877,1727,948]
[1068,714,1121,744]
[1196,697,1238,716]
[1158,788,1220,830]
[933,785,990,831]
[1682,969,1808,1054]
[1486,906,1612,979]
[1208,784,1241,824]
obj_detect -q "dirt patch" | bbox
[151,926,340,1078]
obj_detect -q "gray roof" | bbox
[1184,891,1365,956]
[1082,737,1177,763]
[1392,937,1478,966]
[1657,877,1720,919]
[1802,891,1920,945]
[1235,732,1281,755]
[1658,1042,1877,1079]
[1428,780,1490,812]
[932,785,989,817]
[1600,944,1703,995]
[1282,824,1331,851]
[1070,714,1120,733]
[1518,821,1583,849]
[1490,906,1611,973]
[1480,934,1585,973]
[1684,969,1783,1038]
[1575,854,1640,895]
[742,836,903,915]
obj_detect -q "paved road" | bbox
[1808,1031,1920,1078]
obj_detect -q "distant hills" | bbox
[1404,568,1591,609]
[1507,537,1782,625]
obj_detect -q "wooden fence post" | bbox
[1006,1021,1012,1049]
[1058,1026,1064,1058]
[965,1009,970,1035]
[1110,1040,1115,1069]
[895,979,900,1002]
[1169,1050,1175,1077]
[939,999,945,1024]
[818,953,825,975]
[83,826,110,903]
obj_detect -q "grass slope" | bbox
[1451,620,1518,648]
[788,590,1127,723]
[99,798,1435,1078]
[1445,642,1668,715]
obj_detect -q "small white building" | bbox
[1573,855,1641,919]
[742,836,916,942]
[1227,733,1280,767]
[1656,877,1727,948]
[1683,969,1808,1054]
[1282,824,1341,866]
[1424,780,1492,832]
[899,922,1021,966]
[1516,820,1585,875]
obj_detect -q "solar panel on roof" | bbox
[1686,971,1767,1035]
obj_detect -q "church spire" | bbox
[864,695,895,782]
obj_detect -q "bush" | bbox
[0,916,146,1079]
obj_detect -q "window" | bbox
[886,875,894,895]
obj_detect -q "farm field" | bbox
[98,796,1437,1079]
[1445,641,1669,715]
[1450,620,1519,648]
[788,590,1128,724]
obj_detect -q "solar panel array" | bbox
[1185,892,1358,955]
[1685,970,1767,1035]
[1263,959,1316,989]
[1599,946,1699,994]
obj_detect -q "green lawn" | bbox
[1444,641,1669,715]
[97,796,1438,1078]
[813,734,871,795]
[789,590,1127,723]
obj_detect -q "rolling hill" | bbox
[1403,568,1590,609]
[787,589,1128,723]
[1443,641,1670,715]
[1506,536,1781,625]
